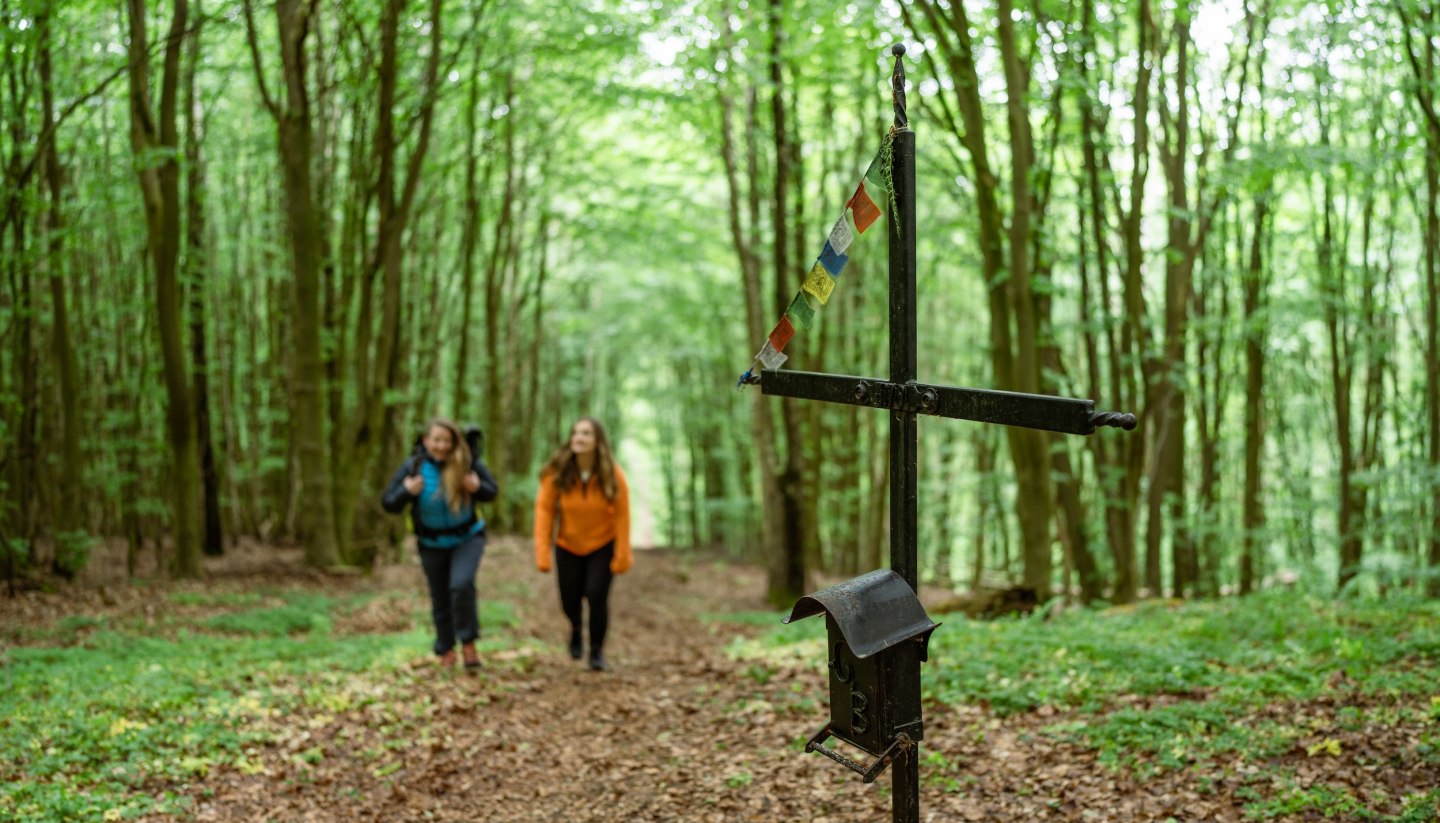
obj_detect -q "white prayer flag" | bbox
[756,341,788,371]
[828,215,853,254]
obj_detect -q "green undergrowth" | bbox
[720,592,1440,819]
[0,591,519,820]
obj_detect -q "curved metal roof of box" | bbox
[783,568,940,660]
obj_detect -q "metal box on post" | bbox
[784,569,940,781]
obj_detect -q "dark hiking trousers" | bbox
[419,532,486,655]
[555,541,614,654]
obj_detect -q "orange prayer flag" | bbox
[769,315,796,352]
[849,181,881,234]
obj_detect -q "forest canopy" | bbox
[2,0,1438,606]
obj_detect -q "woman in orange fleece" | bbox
[533,416,632,671]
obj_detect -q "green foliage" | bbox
[1393,791,1440,823]
[200,594,337,637]
[0,592,519,819]
[728,591,1440,816]
[1245,783,1372,820]
[0,536,30,574]
[53,530,96,577]
[700,609,792,627]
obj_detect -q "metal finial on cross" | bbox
[891,43,908,130]
[763,46,1135,823]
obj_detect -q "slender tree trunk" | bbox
[1423,20,1440,597]
[716,3,781,568]
[332,0,442,560]
[1236,11,1276,595]
[484,74,517,521]
[126,0,202,577]
[183,4,222,556]
[1073,0,1140,602]
[1118,0,1158,599]
[246,0,343,567]
[5,16,41,558]
[455,52,488,414]
[1240,195,1269,595]
[905,0,1059,595]
[1153,10,1198,598]
[1193,208,1228,598]
[37,8,85,550]
[766,0,809,603]
[994,0,1056,595]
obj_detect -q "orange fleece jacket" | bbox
[533,464,632,574]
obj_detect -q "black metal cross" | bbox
[760,45,1136,823]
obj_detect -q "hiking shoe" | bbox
[588,651,607,672]
[568,634,583,660]
[438,649,457,668]
[462,642,481,670]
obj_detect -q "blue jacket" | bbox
[381,449,499,549]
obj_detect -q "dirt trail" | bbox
[177,536,909,822]
[153,538,1232,822]
[8,537,1431,821]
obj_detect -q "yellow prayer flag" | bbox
[802,263,835,306]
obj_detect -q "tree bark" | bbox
[333,0,444,562]
[1401,4,1440,596]
[904,0,1059,596]
[1074,0,1142,602]
[37,7,85,553]
[1152,9,1198,598]
[714,1,778,568]
[126,0,203,578]
[1240,195,1269,595]
[183,3,223,556]
[245,0,342,568]
[767,0,809,603]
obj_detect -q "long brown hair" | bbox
[539,416,618,500]
[425,417,473,512]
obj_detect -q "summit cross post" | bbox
[885,41,922,823]
[760,45,1136,823]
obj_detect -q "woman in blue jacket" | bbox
[382,417,499,669]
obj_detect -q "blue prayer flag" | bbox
[818,241,848,278]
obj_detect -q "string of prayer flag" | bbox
[737,131,896,389]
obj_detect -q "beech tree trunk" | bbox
[125,0,202,577]
[245,0,342,568]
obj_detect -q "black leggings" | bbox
[555,542,614,652]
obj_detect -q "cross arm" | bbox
[760,370,1137,436]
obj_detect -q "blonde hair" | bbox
[539,416,618,500]
[425,417,473,512]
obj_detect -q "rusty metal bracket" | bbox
[849,380,935,414]
[804,724,914,784]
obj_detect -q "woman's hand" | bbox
[463,471,481,494]
[403,474,424,496]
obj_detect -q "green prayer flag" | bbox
[864,155,888,193]
[787,292,817,330]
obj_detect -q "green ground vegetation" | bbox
[0,591,518,820]
[3,587,1437,820]
[723,591,1440,820]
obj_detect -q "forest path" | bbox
[165,535,930,822]
[145,536,1254,822]
[12,537,1412,821]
